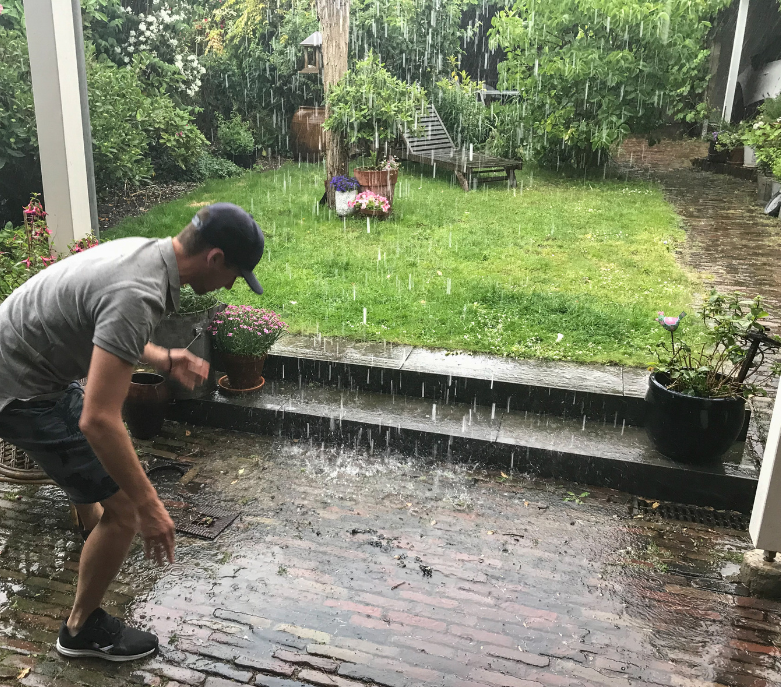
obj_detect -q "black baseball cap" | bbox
[191,203,264,294]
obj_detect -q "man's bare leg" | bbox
[73,502,103,532]
[67,489,138,633]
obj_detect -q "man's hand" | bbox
[138,496,176,565]
[169,349,209,390]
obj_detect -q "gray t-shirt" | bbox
[0,237,180,410]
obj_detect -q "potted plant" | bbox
[350,190,391,218]
[330,175,360,217]
[323,53,426,208]
[150,285,225,399]
[208,305,287,391]
[646,291,781,464]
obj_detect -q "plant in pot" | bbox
[349,190,391,218]
[741,94,781,180]
[149,285,225,400]
[646,290,781,464]
[323,52,426,207]
[330,175,360,217]
[208,305,288,393]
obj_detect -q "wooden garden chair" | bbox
[396,104,522,191]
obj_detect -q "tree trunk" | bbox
[316,0,350,208]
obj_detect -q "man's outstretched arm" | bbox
[80,345,175,565]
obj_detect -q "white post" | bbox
[24,0,92,254]
[722,0,750,123]
[750,384,781,556]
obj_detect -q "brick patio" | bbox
[0,423,778,687]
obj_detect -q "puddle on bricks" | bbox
[0,423,768,684]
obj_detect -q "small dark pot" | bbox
[222,353,267,390]
[123,372,170,440]
[707,141,729,163]
[644,372,746,464]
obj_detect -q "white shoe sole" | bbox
[56,639,156,662]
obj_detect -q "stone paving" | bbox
[0,423,778,687]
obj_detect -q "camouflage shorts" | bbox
[0,382,119,504]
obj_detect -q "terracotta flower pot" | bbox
[222,352,267,390]
[358,207,389,219]
[353,168,398,203]
[123,372,170,440]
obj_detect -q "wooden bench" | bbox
[396,104,522,192]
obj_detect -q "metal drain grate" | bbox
[174,505,240,540]
[632,497,749,530]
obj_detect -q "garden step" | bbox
[261,335,651,427]
[169,378,758,514]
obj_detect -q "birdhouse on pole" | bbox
[299,31,322,75]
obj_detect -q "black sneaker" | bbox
[56,608,158,661]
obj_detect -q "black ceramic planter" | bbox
[645,372,746,464]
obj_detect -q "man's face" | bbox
[189,249,241,294]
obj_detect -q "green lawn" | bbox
[107,161,699,367]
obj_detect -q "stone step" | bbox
[258,335,651,427]
[169,378,757,514]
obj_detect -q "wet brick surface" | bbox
[0,422,779,687]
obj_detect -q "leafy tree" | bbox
[350,0,478,87]
[489,0,729,167]
[323,53,427,165]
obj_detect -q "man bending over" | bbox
[0,203,264,661]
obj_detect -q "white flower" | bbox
[137,13,144,20]
[129,30,136,36]
[124,56,130,62]
[114,46,121,54]
[139,22,146,31]
[188,54,197,62]
[170,38,178,46]
[127,45,134,52]
[556,333,564,343]
[754,122,762,129]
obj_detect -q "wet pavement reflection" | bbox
[0,423,776,687]
[615,138,781,326]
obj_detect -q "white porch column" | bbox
[24,0,91,253]
[722,0,750,123]
[750,385,781,556]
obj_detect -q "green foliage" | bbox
[435,71,489,147]
[88,53,207,190]
[191,151,245,181]
[350,0,478,87]
[485,101,525,160]
[0,26,36,172]
[652,291,781,399]
[324,53,427,163]
[217,112,256,157]
[740,96,781,178]
[178,284,219,314]
[489,0,729,167]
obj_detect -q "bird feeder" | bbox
[299,31,322,74]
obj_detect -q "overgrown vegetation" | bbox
[488,0,728,168]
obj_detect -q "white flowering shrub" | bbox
[118,0,206,98]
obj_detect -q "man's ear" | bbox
[205,247,226,268]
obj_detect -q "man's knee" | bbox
[99,490,139,534]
